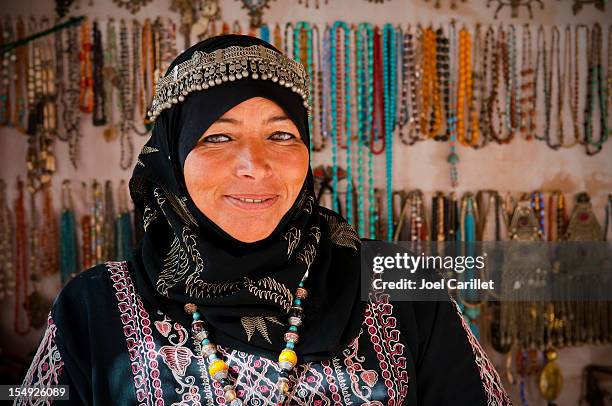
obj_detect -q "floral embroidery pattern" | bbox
[108,261,165,406]
[451,299,512,405]
[15,314,64,406]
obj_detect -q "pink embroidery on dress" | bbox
[366,294,410,406]
[108,261,165,406]
[451,298,512,405]
[15,314,65,406]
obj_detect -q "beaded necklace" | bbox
[533,25,547,142]
[329,22,340,213]
[398,25,413,144]
[0,179,15,300]
[345,23,354,225]
[13,17,28,132]
[311,24,327,152]
[544,26,561,150]
[520,24,536,140]
[14,178,31,336]
[119,19,134,169]
[356,23,372,237]
[103,18,119,141]
[91,180,105,264]
[185,274,310,405]
[293,22,315,157]
[584,22,608,155]
[79,18,93,113]
[0,18,15,127]
[92,20,107,126]
[435,26,450,142]
[60,180,78,285]
[447,22,459,187]
[558,26,579,148]
[61,23,83,168]
[569,25,588,147]
[505,25,520,137]
[39,184,58,277]
[490,26,513,144]
[383,23,397,241]
[360,23,377,239]
[81,183,93,270]
[471,24,487,149]
[457,26,478,147]
[370,26,385,155]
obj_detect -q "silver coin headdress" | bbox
[147,44,311,121]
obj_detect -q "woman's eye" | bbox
[202,134,231,143]
[269,132,296,141]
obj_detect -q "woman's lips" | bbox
[224,194,280,210]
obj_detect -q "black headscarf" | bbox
[129,34,365,362]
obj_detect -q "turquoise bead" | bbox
[193,312,201,320]
[290,326,297,332]
[202,338,210,345]
[286,342,295,349]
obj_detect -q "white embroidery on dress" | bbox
[15,314,64,406]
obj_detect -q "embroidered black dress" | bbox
[14,260,511,405]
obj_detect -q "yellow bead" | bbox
[208,359,228,380]
[278,349,298,366]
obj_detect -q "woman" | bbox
[16,35,511,405]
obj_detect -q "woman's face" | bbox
[184,97,309,243]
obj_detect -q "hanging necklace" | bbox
[81,181,93,270]
[59,180,78,285]
[569,25,588,147]
[185,274,310,405]
[532,25,547,142]
[583,23,608,155]
[447,22,459,187]
[356,23,371,237]
[0,179,15,300]
[520,24,536,140]
[14,178,31,335]
[382,23,397,241]
[119,19,135,169]
[39,184,58,277]
[103,18,119,141]
[435,25,450,142]
[92,19,107,126]
[79,17,94,114]
[544,26,561,150]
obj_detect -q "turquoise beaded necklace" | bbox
[59,180,78,285]
[293,22,315,157]
[447,23,459,187]
[382,24,397,241]
[356,23,371,237]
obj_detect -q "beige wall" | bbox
[1,0,612,404]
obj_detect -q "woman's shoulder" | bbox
[52,261,129,312]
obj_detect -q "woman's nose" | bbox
[234,142,272,180]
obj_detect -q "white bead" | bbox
[196,85,202,90]
[215,77,222,85]
[252,73,258,79]
[222,75,228,81]
[178,95,184,102]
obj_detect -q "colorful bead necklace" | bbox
[383,23,397,241]
[185,277,309,405]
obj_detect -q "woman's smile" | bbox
[224,194,280,210]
